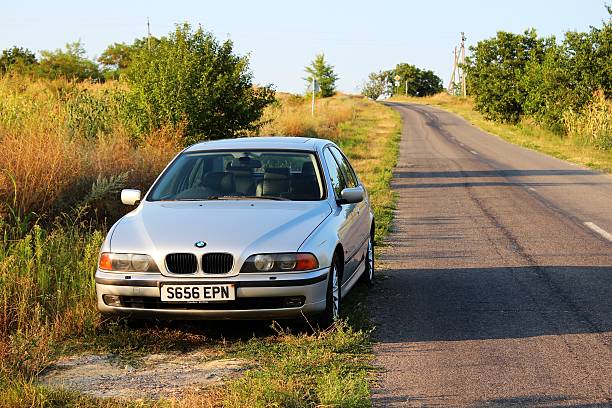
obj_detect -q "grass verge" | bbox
[391,93,612,174]
[0,94,401,407]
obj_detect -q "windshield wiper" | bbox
[242,195,290,201]
[173,195,290,201]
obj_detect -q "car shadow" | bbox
[395,169,600,178]
[370,265,612,342]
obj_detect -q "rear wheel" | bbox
[316,255,341,328]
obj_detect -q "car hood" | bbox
[110,200,332,269]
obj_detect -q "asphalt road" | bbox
[370,103,612,407]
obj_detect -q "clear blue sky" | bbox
[1,1,608,93]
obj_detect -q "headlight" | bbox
[98,253,160,272]
[241,253,319,273]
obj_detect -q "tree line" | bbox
[362,63,443,100]
[465,7,611,148]
[1,27,348,144]
[1,25,276,144]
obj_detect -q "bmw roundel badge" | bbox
[194,241,207,248]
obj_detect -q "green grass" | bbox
[391,94,612,174]
[0,95,402,407]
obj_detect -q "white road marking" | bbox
[470,150,478,155]
[584,222,612,242]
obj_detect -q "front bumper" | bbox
[95,268,328,320]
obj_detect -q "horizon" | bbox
[1,0,609,94]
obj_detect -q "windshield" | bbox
[147,150,325,201]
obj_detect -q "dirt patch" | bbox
[39,351,249,399]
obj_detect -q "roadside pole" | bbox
[311,78,315,116]
[311,78,319,116]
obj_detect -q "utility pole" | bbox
[460,32,466,97]
[405,80,408,96]
[147,17,151,52]
[448,46,458,93]
[448,33,467,97]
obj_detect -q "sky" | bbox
[1,1,608,94]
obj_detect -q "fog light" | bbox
[283,296,305,308]
[103,294,123,307]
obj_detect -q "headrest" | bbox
[301,161,315,174]
[226,162,254,173]
[202,172,235,193]
[264,167,290,179]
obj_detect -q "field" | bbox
[0,77,401,407]
[391,93,612,174]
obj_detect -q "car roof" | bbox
[184,136,333,153]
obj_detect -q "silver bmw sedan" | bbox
[95,137,374,326]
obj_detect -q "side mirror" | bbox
[121,189,141,206]
[339,186,364,204]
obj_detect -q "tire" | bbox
[359,234,375,286]
[316,255,341,329]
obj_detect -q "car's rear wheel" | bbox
[360,234,375,286]
[316,255,341,328]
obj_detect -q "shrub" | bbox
[38,41,103,82]
[361,71,387,100]
[124,23,275,145]
[465,29,551,123]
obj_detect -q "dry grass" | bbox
[0,84,401,406]
[257,93,355,139]
[392,93,612,173]
[0,75,181,222]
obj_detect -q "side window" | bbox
[330,147,358,188]
[323,148,347,198]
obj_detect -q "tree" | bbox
[98,37,162,79]
[304,54,338,97]
[465,30,551,123]
[98,42,133,70]
[38,41,103,81]
[361,71,387,100]
[124,23,275,144]
[521,21,612,131]
[389,63,443,97]
[0,46,37,74]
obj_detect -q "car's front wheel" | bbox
[316,255,341,328]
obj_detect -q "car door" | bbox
[323,146,361,284]
[329,146,370,278]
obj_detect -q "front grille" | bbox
[202,253,234,274]
[165,253,197,274]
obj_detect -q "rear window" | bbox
[147,150,325,201]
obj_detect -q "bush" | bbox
[361,71,386,100]
[124,23,275,145]
[465,30,550,123]
[38,41,103,82]
[466,7,611,136]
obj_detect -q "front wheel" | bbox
[359,235,375,286]
[316,256,341,329]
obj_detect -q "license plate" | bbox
[160,284,235,302]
